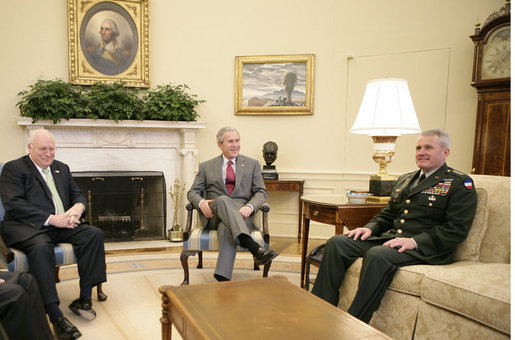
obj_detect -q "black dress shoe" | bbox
[53,316,82,339]
[254,247,279,266]
[69,297,96,321]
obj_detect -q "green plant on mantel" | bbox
[16,79,205,123]
[17,79,89,123]
[143,84,204,121]
[87,81,144,122]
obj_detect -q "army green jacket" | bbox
[364,163,477,264]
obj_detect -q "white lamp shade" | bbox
[350,78,421,136]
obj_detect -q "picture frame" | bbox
[68,0,150,87]
[235,54,315,115]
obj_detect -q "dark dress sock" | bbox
[45,302,63,324]
[80,286,92,299]
[237,234,260,255]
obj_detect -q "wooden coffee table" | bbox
[159,277,391,340]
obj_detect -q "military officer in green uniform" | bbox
[312,129,477,323]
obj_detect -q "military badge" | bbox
[422,179,453,196]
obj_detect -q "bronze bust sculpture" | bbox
[262,141,279,179]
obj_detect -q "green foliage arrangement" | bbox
[143,84,204,121]
[17,79,205,123]
[86,82,144,122]
[17,79,89,123]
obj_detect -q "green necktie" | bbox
[42,168,65,215]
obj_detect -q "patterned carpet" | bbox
[56,252,305,339]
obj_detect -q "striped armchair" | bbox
[180,202,272,285]
[0,163,106,301]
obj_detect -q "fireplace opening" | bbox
[73,171,166,242]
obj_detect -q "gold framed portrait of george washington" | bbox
[68,0,150,87]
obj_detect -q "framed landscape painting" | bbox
[235,54,315,115]
[68,0,150,87]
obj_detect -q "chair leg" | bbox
[97,283,107,301]
[305,260,311,291]
[180,250,199,285]
[54,267,61,283]
[197,251,203,269]
[262,261,272,278]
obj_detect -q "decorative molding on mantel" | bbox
[16,117,206,130]
[16,117,207,230]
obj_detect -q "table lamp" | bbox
[350,78,420,203]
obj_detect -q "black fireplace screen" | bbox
[73,171,166,242]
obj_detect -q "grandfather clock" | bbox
[470,1,510,176]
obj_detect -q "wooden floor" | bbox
[105,236,327,257]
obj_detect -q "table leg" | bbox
[159,286,173,340]
[335,224,344,235]
[300,215,310,288]
[297,193,303,243]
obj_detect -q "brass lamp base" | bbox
[366,195,391,204]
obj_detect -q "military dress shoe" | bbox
[254,247,279,266]
[53,316,82,339]
[69,297,96,321]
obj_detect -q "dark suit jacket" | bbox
[187,154,267,228]
[0,155,87,245]
[364,163,477,264]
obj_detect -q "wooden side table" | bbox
[264,179,304,242]
[300,194,386,288]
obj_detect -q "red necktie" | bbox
[226,160,235,195]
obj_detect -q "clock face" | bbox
[481,26,510,80]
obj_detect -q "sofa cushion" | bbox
[421,262,510,334]
[454,188,488,262]
[470,175,510,264]
[347,258,434,297]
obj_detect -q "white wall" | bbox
[0,0,506,238]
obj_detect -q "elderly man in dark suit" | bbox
[187,127,279,282]
[0,129,106,339]
[312,129,477,323]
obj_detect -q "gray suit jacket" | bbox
[187,154,267,227]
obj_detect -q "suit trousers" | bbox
[208,196,254,279]
[312,235,423,323]
[0,271,53,340]
[11,223,107,306]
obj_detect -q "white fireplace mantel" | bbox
[16,117,207,229]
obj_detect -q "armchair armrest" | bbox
[182,202,195,242]
[261,203,270,244]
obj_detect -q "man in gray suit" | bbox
[187,127,279,281]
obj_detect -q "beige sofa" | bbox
[338,174,510,339]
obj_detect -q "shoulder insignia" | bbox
[448,168,465,177]
[464,179,474,190]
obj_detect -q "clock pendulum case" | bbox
[469,1,510,176]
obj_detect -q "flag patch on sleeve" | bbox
[464,179,473,190]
